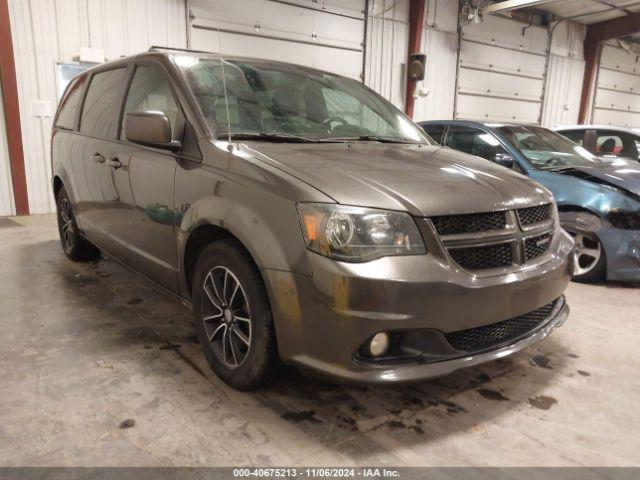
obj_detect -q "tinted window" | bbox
[558,130,585,145]
[55,76,86,130]
[445,126,508,160]
[80,68,127,138]
[422,124,446,144]
[122,65,182,140]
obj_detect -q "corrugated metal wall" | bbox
[0,81,16,216]
[541,20,586,128]
[592,41,640,127]
[7,0,186,214]
[189,0,366,80]
[364,0,458,118]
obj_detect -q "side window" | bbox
[472,132,509,160]
[80,68,127,138]
[422,124,446,144]
[445,126,476,155]
[55,75,86,130]
[596,132,623,156]
[559,130,585,145]
[122,65,182,140]
[446,126,508,162]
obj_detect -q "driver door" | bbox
[110,62,184,291]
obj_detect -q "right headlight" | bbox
[297,203,426,262]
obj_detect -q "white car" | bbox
[554,125,640,162]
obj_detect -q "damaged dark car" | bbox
[420,121,640,282]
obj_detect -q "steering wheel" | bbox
[542,156,564,167]
[322,116,348,132]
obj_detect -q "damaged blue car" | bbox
[419,121,640,282]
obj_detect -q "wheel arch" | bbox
[52,175,64,199]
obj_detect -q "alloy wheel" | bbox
[59,198,75,252]
[569,232,602,276]
[201,266,252,369]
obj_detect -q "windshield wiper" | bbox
[220,132,329,143]
[322,135,415,144]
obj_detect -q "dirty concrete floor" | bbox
[1,214,639,467]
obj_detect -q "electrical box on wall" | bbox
[408,53,426,81]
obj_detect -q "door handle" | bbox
[106,157,123,169]
[92,153,105,163]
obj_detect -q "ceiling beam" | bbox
[484,0,559,14]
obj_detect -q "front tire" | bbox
[191,240,278,390]
[56,186,100,262]
[566,229,606,282]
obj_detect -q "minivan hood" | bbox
[241,142,552,216]
[552,161,640,198]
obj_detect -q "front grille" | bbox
[517,204,552,226]
[445,300,557,352]
[525,233,552,262]
[429,204,555,272]
[431,211,507,236]
[448,243,513,270]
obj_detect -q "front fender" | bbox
[174,159,314,299]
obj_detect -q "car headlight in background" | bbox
[297,203,426,262]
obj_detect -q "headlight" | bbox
[297,203,426,262]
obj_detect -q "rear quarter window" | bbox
[80,68,128,138]
[55,76,86,130]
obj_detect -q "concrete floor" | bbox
[1,214,639,467]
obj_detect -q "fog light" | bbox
[369,332,390,357]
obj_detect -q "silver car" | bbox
[51,49,573,389]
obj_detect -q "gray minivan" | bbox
[52,48,573,389]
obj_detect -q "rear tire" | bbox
[56,186,101,262]
[191,240,278,390]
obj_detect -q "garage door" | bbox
[455,15,548,124]
[592,42,640,128]
[188,0,365,80]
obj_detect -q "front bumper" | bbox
[264,229,573,384]
[599,228,640,282]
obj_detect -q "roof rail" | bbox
[148,45,219,55]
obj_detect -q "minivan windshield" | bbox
[498,125,602,170]
[177,56,428,144]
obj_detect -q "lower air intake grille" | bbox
[517,204,551,226]
[431,211,507,236]
[525,233,552,262]
[445,300,557,352]
[448,243,512,270]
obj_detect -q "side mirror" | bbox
[493,152,515,169]
[124,111,181,151]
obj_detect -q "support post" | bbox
[405,0,426,118]
[0,0,29,215]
